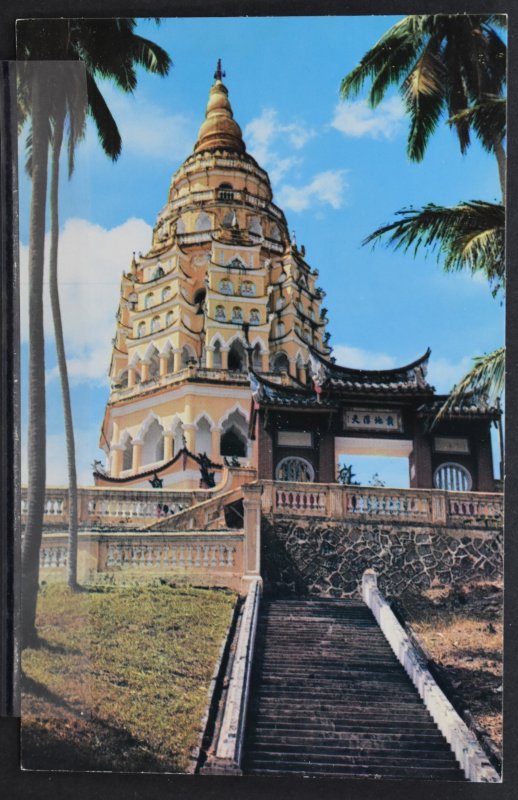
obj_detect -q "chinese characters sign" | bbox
[344,409,403,432]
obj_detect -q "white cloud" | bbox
[244,108,315,183]
[427,355,474,394]
[84,83,197,163]
[331,96,405,140]
[20,216,153,385]
[277,170,348,212]
[332,344,397,371]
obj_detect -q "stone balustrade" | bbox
[39,530,245,589]
[22,486,197,528]
[260,481,503,528]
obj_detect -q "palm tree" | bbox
[340,14,507,196]
[363,200,505,297]
[17,19,171,643]
[363,200,505,411]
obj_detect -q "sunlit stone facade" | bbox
[98,63,331,488]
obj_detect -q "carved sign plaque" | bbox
[344,409,403,432]
[434,436,470,454]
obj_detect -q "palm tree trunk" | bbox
[21,68,50,648]
[494,139,506,203]
[48,105,79,591]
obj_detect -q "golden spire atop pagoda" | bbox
[194,60,246,154]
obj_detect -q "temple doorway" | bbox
[335,437,412,488]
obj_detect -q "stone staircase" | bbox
[242,597,466,780]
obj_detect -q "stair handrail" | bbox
[214,578,261,769]
[362,570,500,783]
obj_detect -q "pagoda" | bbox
[96,62,331,488]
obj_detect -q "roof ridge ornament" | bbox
[214,58,225,81]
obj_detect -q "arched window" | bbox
[213,340,223,368]
[122,437,133,471]
[172,420,184,455]
[166,349,175,373]
[215,305,226,321]
[276,320,286,337]
[252,344,262,370]
[195,212,211,232]
[161,286,171,303]
[271,351,290,374]
[250,309,260,325]
[248,216,263,237]
[240,280,256,296]
[141,419,164,466]
[153,265,164,279]
[118,370,128,388]
[218,183,234,201]
[228,339,246,372]
[222,210,236,228]
[194,288,206,314]
[221,409,248,458]
[275,296,286,311]
[276,457,315,483]
[434,463,473,491]
[195,416,212,456]
[145,292,154,309]
[148,349,160,379]
[271,223,281,242]
[150,316,160,333]
[219,279,233,295]
[176,218,185,234]
[166,311,174,327]
[232,307,243,323]
[181,344,196,367]
[137,321,146,338]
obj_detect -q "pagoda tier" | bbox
[99,64,332,487]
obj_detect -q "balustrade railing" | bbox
[22,486,195,527]
[260,481,502,527]
[38,530,243,584]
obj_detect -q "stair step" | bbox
[242,598,465,781]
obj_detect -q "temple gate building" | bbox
[96,62,499,493]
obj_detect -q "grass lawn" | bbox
[21,582,236,773]
[400,580,502,759]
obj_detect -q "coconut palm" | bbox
[18,19,171,644]
[363,200,505,297]
[340,14,507,195]
[364,199,505,412]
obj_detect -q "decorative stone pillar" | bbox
[261,351,269,372]
[140,359,150,382]
[211,426,222,459]
[159,353,168,377]
[110,444,123,478]
[132,439,143,472]
[173,348,182,373]
[298,364,307,384]
[183,423,196,452]
[221,348,229,370]
[163,431,174,462]
[128,366,136,388]
[206,346,214,369]
[243,483,263,575]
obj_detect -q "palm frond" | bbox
[363,201,505,293]
[448,97,506,153]
[402,42,446,160]
[85,73,122,160]
[437,347,505,419]
[340,16,424,104]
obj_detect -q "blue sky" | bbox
[19,15,505,486]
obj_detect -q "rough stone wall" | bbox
[261,515,503,598]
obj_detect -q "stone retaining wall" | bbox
[261,515,503,598]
